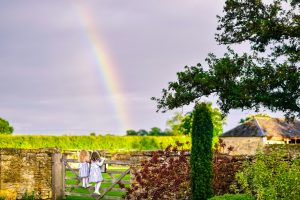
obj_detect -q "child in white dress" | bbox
[89,151,105,195]
[78,150,92,188]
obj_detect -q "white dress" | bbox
[89,159,104,182]
[78,162,89,178]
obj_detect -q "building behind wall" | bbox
[220,117,300,155]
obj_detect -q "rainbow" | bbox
[73,2,131,133]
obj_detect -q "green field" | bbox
[65,166,130,200]
[0,135,190,152]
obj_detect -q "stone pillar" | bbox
[51,153,63,200]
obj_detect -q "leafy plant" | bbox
[239,114,271,124]
[209,194,255,200]
[89,132,96,136]
[191,103,214,199]
[0,117,14,134]
[21,191,35,200]
[126,142,191,200]
[234,152,300,200]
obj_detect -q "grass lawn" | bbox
[65,166,130,200]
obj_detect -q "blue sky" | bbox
[0,0,284,135]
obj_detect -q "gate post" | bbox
[51,153,63,200]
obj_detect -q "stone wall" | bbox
[220,137,265,155]
[0,148,63,200]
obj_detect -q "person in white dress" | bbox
[89,151,105,195]
[78,150,92,188]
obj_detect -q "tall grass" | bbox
[0,135,191,151]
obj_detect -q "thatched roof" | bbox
[221,117,300,139]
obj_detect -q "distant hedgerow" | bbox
[0,135,190,152]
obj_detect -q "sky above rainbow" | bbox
[0,0,285,135]
[73,1,132,132]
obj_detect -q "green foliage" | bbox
[216,0,300,118]
[235,152,300,200]
[180,112,193,135]
[148,127,162,136]
[216,0,299,62]
[209,194,255,200]
[21,191,35,200]
[126,129,137,136]
[0,135,191,152]
[132,137,160,150]
[166,106,223,146]
[239,113,271,124]
[126,127,172,136]
[153,49,300,120]
[89,132,96,136]
[152,0,300,120]
[137,129,148,136]
[210,105,224,146]
[166,112,186,135]
[191,103,213,199]
[0,117,14,134]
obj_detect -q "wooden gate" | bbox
[62,153,130,200]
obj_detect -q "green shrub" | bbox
[191,103,214,199]
[235,152,300,200]
[209,194,255,200]
[0,117,14,134]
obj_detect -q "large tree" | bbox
[152,0,300,120]
[0,117,14,134]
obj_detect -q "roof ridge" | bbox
[220,118,256,137]
[253,117,265,136]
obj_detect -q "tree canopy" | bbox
[0,117,14,134]
[166,112,192,135]
[152,0,300,120]
[239,113,271,124]
[216,0,300,62]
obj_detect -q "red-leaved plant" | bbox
[212,139,247,195]
[125,141,191,200]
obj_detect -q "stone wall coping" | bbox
[129,150,190,157]
[0,148,61,154]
